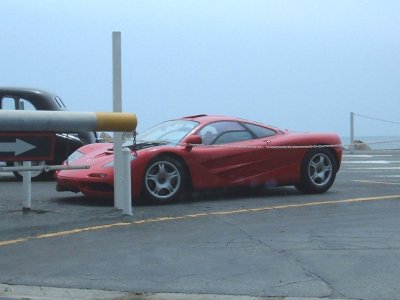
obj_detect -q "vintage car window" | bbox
[1,97,17,110]
[243,122,276,138]
[0,97,36,110]
[19,99,36,110]
[199,121,253,145]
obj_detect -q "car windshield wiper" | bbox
[129,140,170,150]
[108,140,169,151]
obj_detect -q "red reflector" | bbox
[88,173,108,178]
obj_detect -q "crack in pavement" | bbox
[208,213,346,299]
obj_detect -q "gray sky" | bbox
[1,0,399,137]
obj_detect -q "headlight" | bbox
[66,150,84,164]
[103,154,137,167]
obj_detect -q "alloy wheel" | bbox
[145,160,181,200]
[308,153,333,186]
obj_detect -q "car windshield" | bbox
[123,120,198,147]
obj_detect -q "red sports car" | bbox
[56,115,342,204]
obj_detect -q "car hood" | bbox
[67,143,114,167]
[71,141,172,167]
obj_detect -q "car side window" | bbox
[243,123,276,138]
[0,97,36,110]
[19,99,36,110]
[199,121,254,145]
[214,131,253,144]
[1,97,17,110]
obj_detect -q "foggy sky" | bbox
[1,0,399,138]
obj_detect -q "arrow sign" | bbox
[0,132,55,161]
[0,139,36,156]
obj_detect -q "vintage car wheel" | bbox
[9,161,49,180]
[143,156,188,204]
[295,148,337,194]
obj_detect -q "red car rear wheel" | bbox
[296,148,337,194]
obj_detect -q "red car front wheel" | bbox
[142,156,188,204]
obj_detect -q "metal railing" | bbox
[350,112,400,153]
[0,165,89,172]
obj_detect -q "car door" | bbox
[188,121,274,187]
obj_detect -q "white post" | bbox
[113,31,124,210]
[122,148,132,215]
[350,112,355,154]
[22,161,32,212]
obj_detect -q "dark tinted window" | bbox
[214,131,253,144]
[199,121,253,145]
[243,123,276,138]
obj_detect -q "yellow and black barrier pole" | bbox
[0,110,137,132]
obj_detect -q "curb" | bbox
[0,284,353,300]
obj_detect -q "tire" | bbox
[9,161,49,181]
[142,156,188,204]
[295,148,337,194]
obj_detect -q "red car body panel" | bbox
[56,115,342,199]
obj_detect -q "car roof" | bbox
[0,87,66,111]
[181,114,247,123]
[180,114,282,131]
[0,87,56,98]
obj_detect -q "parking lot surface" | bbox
[1,150,400,299]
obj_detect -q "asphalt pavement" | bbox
[1,150,400,300]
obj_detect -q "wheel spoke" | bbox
[310,160,319,169]
[147,173,158,183]
[324,165,332,173]
[312,172,324,183]
[169,170,179,179]
[152,183,162,195]
[158,163,166,174]
[311,172,320,181]
[165,182,175,193]
[322,167,332,179]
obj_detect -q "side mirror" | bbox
[184,135,202,151]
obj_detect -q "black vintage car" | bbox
[0,88,98,179]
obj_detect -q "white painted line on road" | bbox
[347,167,400,170]
[340,170,377,173]
[343,155,393,158]
[342,160,392,164]
[353,180,400,185]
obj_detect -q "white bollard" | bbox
[114,132,124,210]
[22,161,32,212]
[122,148,132,215]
